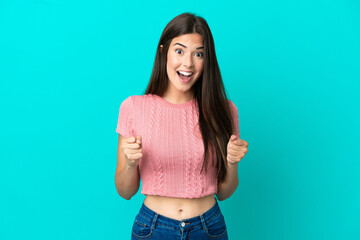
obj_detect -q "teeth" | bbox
[178,71,192,76]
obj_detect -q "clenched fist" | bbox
[227,135,248,165]
[121,135,142,167]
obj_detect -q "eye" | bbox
[175,49,183,54]
[195,52,204,58]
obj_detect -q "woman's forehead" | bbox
[170,33,204,48]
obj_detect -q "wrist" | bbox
[125,162,138,171]
[227,161,238,168]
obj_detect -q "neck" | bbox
[161,91,194,104]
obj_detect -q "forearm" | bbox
[115,164,140,200]
[216,162,239,201]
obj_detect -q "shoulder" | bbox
[120,94,154,108]
[227,99,238,111]
[119,96,133,109]
[131,94,153,101]
[128,94,154,105]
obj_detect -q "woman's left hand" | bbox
[227,135,248,164]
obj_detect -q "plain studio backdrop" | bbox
[0,0,359,239]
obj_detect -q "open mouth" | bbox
[177,71,193,81]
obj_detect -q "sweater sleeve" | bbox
[229,100,240,139]
[116,96,135,138]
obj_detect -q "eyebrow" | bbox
[174,43,204,49]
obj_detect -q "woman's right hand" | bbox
[121,136,142,167]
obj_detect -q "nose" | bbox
[183,53,194,67]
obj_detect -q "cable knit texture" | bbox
[116,93,240,199]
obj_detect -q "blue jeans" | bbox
[131,198,228,240]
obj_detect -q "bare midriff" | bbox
[143,194,216,221]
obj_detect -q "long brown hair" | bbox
[144,13,237,184]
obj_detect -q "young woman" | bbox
[115,13,249,240]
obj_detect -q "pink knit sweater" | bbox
[116,93,240,199]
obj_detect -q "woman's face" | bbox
[165,33,204,99]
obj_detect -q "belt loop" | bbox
[200,214,207,231]
[151,213,159,229]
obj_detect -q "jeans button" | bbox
[181,222,185,227]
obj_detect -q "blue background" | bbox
[1,0,359,239]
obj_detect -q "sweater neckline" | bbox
[151,94,196,108]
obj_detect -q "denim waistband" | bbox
[138,197,222,230]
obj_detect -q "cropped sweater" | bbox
[116,93,240,199]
